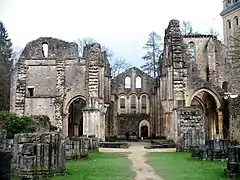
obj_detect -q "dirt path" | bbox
[127,149,163,180]
[100,142,170,180]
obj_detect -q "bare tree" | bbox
[75,38,113,58]
[110,57,132,78]
[75,37,130,78]
[11,47,23,69]
[141,31,163,77]
[181,21,194,35]
[208,28,219,36]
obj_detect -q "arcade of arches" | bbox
[189,89,229,140]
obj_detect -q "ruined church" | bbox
[9,0,240,145]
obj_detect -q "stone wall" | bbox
[0,131,100,179]
[32,115,51,132]
[110,67,156,137]
[10,37,111,139]
[175,108,205,150]
[228,96,240,143]
[158,19,229,141]
[12,132,66,179]
[65,136,99,160]
[116,114,150,137]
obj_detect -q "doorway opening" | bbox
[68,98,86,138]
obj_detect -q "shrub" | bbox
[0,111,38,138]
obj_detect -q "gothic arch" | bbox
[139,120,150,137]
[186,88,224,139]
[186,88,221,109]
[63,95,86,136]
[64,95,86,114]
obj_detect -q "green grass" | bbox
[53,152,135,180]
[148,152,227,180]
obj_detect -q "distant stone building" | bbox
[220,0,240,143]
[110,67,159,138]
[220,0,240,46]
[10,38,111,141]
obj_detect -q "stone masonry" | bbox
[158,19,233,143]
[12,132,66,179]
[9,18,238,144]
[175,108,205,150]
[10,38,111,141]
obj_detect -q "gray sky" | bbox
[0,0,223,67]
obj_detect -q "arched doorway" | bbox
[68,98,86,138]
[139,120,150,138]
[188,89,224,140]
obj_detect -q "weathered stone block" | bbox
[22,143,35,155]
[13,132,66,179]
[20,156,36,170]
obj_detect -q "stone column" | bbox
[63,113,69,136]
[217,109,223,139]
[83,111,89,136]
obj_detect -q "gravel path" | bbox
[100,142,173,180]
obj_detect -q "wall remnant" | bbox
[12,132,66,179]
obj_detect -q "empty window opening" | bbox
[125,76,131,88]
[227,20,231,29]
[142,95,147,113]
[188,42,196,61]
[131,96,136,109]
[120,96,125,108]
[222,81,229,92]
[42,43,49,58]
[235,16,239,26]
[27,88,34,97]
[136,76,142,88]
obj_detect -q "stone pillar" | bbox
[55,59,66,132]
[63,113,69,136]
[217,109,223,139]
[83,111,89,136]
[15,59,27,116]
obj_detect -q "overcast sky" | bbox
[0,0,223,67]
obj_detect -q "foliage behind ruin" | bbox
[0,111,38,138]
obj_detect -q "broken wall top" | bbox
[83,43,110,68]
[20,37,79,60]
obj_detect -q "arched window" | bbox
[131,95,136,113]
[141,95,147,113]
[136,76,141,89]
[227,20,231,29]
[222,81,229,92]
[119,95,126,114]
[42,43,49,58]
[120,95,125,108]
[188,42,195,61]
[125,76,131,88]
[234,16,239,26]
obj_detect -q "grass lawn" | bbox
[53,152,135,180]
[148,152,227,180]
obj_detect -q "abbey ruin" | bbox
[9,0,240,146]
